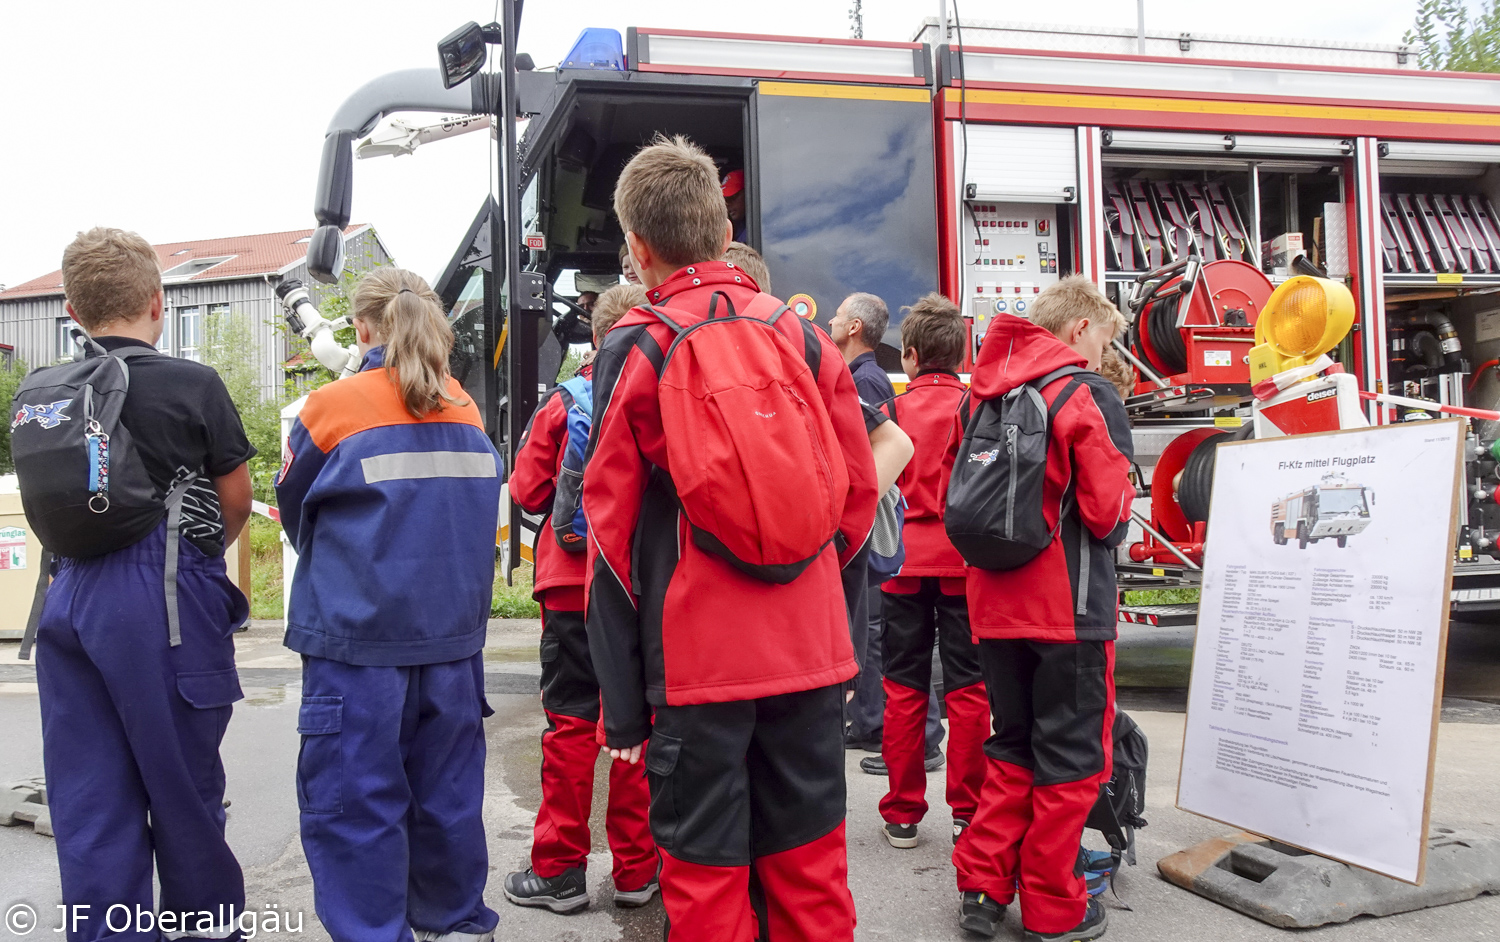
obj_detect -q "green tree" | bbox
[203,312,284,501]
[1406,0,1500,71]
[0,357,29,473]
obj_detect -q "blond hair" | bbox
[61,227,162,332]
[1029,275,1127,340]
[900,293,965,370]
[723,242,771,293]
[592,284,648,343]
[1098,348,1135,401]
[613,135,727,268]
[352,268,468,418]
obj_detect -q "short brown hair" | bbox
[1028,275,1127,341]
[899,293,965,370]
[61,227,162,331]
[592,284,647,343]
[723,242,771,293]
[613,135,727,268]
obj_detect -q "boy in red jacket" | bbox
[948,277,1133,942]
[585,136,878,942]
[504,284,657,913]
[877,294,989,850]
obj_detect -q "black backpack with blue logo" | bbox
[945,366,1087,570]
[550,375,593,551]
[11,337,197,657]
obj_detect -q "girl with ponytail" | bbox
[276,267,502,942]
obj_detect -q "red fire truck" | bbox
[295,8,1500,619]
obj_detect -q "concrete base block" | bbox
[1158,827,1500,928]
[0,777,51,837]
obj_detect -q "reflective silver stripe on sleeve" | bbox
[361,451,497,483]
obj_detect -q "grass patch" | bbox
[248,515,543,621]
[248,515,284,620]
[493,560,542,618]
[1123,588,1201,606]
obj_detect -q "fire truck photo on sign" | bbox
[1270,473,1374,549]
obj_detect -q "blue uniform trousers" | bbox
[36,525,248,942]
[297,653,498,942]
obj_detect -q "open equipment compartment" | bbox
[1375,142,1500,565]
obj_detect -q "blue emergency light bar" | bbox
[561,28,625,71]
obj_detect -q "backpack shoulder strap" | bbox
[744,292,790,323]
[1035,366,1089,420]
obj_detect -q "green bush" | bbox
[0,358,27,473]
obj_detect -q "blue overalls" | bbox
[36,524,248,942]
[277,349,502,942]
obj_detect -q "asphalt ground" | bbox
[1,619,1498,941]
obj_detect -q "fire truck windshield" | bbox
[1318,488,1367,515]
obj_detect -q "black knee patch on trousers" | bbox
[539,606,600,720]
[979,639,1110,786]
[881,579,982,693]
[646,685,846,867]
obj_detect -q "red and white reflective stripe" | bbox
[251,500,281,523]
[1357,390,1500,422]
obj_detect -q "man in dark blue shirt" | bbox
[831,292,894,408]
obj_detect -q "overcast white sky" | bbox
[0,0,1419,289]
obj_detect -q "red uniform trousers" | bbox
[532,594,657,890]
[878,577,989,826]
[952,639,1115,935]
[648,685,855,942]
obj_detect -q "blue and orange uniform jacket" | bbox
[276,347,503,667]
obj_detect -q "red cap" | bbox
[721,169,745,198]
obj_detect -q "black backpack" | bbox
[945,366,1086,570]
[11,338,198,658]
[1087,710,1150,868]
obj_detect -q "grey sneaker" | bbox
[614,875,660,908]
[883,822,919,848]
[503,866,589,914]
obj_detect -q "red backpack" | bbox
[638,292,848,584]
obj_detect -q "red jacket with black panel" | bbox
[882,370,968,594]
[508,387,587,610]
[583,262,879,748]
[942,315,1134,642]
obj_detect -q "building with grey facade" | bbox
[0,225,392,397]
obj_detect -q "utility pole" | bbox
[849,0,863,39]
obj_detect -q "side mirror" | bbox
[439,22,489,89]
[307,226,347,285]
[314,130,356,230]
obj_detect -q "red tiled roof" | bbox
[0,225,370,300]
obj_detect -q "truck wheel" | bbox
[1337,536,1347,548]
[1298,523,1309,549]
[1274,524,1286,545]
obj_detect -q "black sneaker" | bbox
[503,866,589,913]
[883,822,919,848]
[1024,896,1107,942]
[614,874,659,908]
[959,891,1006,938]
[860,753,945,775]
[953,819,970,845]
